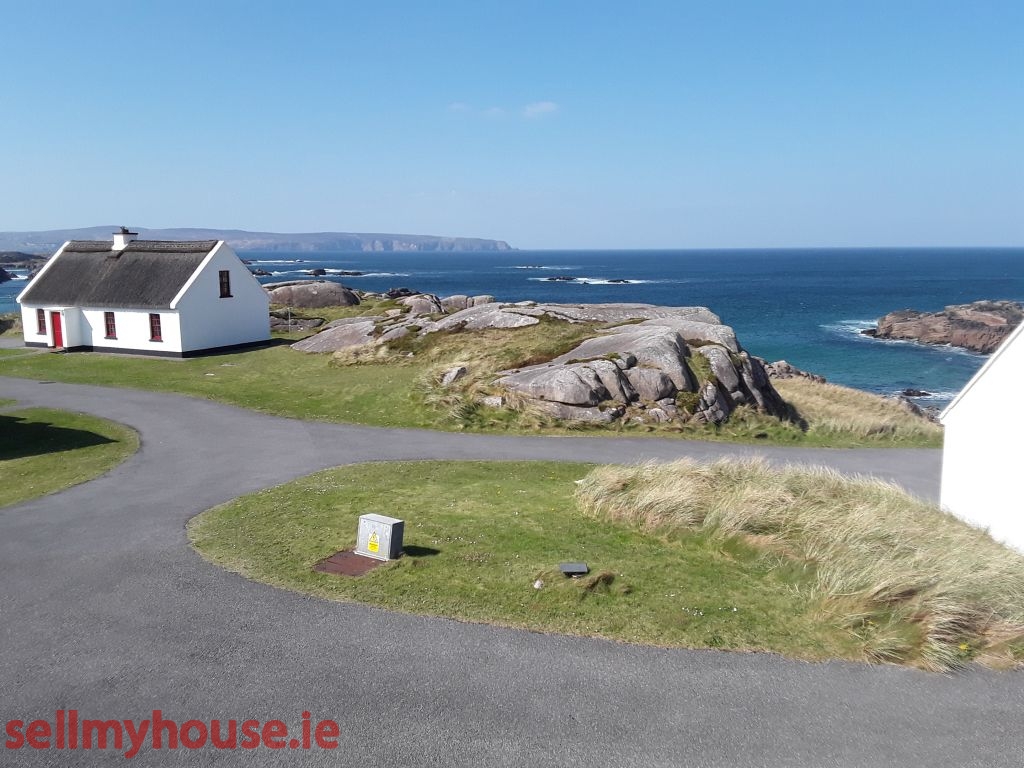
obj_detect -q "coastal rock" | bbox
[0,268,11,284]
[623,367,677,401]
[549,326,697,391]
[496,364,610,406]
[441,366,468,387]
[441,295,470,313]
[533,401,625,423]
[266,280,361,308]
[866,300,1023,354]
[639,318,739,353]
[291,319,376,353]
[693,381,732,424]
[764,360,826,383]
[398,293,444,316]
[385,287,420,299]
[378,326,410,343]
[695,346,741,399]
[424,304,541,332]
[470,295,495,306]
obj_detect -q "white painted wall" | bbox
[173,242,269,352]
[940,326,1024,552]
[80,308,183,353]
[62,308,84,348]
[20,305,49,344]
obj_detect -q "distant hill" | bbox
[0,227,514,254]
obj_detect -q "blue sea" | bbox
[4,247,1023,407]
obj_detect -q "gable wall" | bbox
[940,332,1024,551]
[174,244,269,351]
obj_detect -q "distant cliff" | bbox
[0,227,514,254]
[863,300,1024,354]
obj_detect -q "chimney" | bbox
[112,226,138,251]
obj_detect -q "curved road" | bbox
[1,375,1019,767]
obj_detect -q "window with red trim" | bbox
[149,313,162,342]
[36,308,45,334]
[104,312,117,339]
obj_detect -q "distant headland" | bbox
[862,300,1023,354]
[0,227,514,254]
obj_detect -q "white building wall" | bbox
[79,308,184,353]
[62,308,84,347]
[173,243,269,352]
[940,331,1024,552]
[19,305,84,348]
[20,305,48,344]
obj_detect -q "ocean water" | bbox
[4,247,1023,406]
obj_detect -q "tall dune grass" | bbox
[775,378,943,443]
[575,458,1024,669]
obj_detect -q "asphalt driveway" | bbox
[2,375,1020,768]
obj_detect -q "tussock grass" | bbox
[575,458,1024,670]
[775,378,942,444]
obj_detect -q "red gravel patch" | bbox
[313,550,382,577]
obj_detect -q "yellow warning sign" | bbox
[368,531,379,554]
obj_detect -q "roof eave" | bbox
[940,321,1024,422]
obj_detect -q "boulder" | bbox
[496,364,609,406]
[695,346,741,400]
[399,293,444,316]
[441,295,470,313]
[624,367,677,401]
[441,366,468,387]
[266,281,361,308]
[764,360,826,384]
[424,304,541,333]
[586,359,638,404]
[470,295,496,306]
[693,381,731,424]
[378,326,410,343]
[551,326,696,392]
[640,318,740,353]
[534,402,625,423]
[385,287,420,299]
[291,320,376,353]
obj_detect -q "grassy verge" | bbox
[188,461,863,660]
[0,408,139,507]
[0,305,942,446]
[576,458,1024,670]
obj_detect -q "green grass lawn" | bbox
[0,407,139,507]
[188,460,864,661]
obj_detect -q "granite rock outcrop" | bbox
[863,300,1023,354]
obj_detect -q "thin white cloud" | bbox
[448,101,556,120]
[523,101,559,118]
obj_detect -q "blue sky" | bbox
[2,1,1021,248]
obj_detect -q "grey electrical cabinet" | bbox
[355,513,404,561]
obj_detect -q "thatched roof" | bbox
[19,240,219,309]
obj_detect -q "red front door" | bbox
[50,312,63,348]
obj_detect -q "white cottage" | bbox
[940,322,1024,551]
[17,229,269,357]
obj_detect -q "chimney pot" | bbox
[112,226,138,251]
